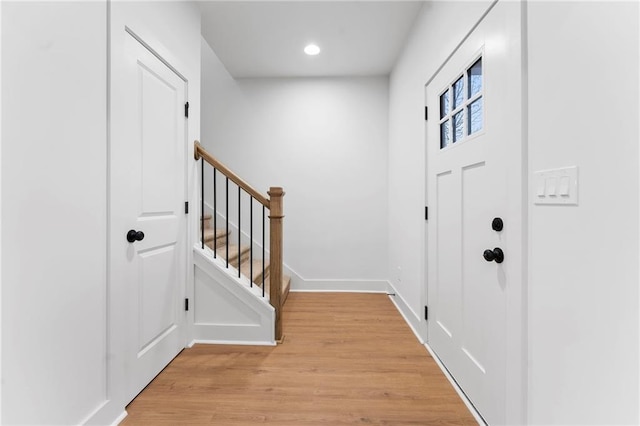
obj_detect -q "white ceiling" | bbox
[199,1,424,78]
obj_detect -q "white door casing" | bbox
[425,2,524,424]
[111,30,188,403]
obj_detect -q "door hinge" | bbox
[425,305,428,321]
[425,206,428,221]
[184,101,189,118]
[425,106,428,121]
[185,298,189,311]
[185,201,189,214]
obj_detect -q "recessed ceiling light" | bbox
[304,44,321,56]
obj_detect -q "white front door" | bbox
[425,2,522,424]
[111,31,187,402]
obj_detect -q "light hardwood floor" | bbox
[122,293,477,425]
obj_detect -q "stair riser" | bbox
[200,215,212,229]
[214,235,227,248]
[254,268,270,286]
[230,250,251,269]
[207,241,250,265]
[261,276,291,304]
[205,237,226,252]
[253,263,271,286]
[205,235,228,249]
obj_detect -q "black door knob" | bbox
[126,230,145,243]
[492,217,504,232]
[483,247,504,264]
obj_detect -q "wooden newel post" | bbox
[268,187,285,342]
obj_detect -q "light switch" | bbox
[534,166,578,205]
[546,177,558,197]
[559,176,570,196]
[536,179,545,197]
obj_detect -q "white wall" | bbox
[1,2,108,424]
[201,38,389,287]
[527,2,639,424]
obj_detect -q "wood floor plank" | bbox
[122,293,477,425]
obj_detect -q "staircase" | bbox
[201,215,291,305]
[195,141,288,342]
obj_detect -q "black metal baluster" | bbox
[213,169,217,258]
[238,186,241,278]
[250,197,253,288]
[200,158,204,250]
[262,205,265,298]
[226,177,229,269]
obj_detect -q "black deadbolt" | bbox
[126,230,145,243]
[483,247,504,264]
[492,217,504,232]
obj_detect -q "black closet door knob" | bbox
[492,217,504,232]
[126,230,145,243]
[483,247,504,264]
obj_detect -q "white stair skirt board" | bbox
[387,281,485,426]
[193,246,275,345]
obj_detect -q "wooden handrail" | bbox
[194,141,270,208]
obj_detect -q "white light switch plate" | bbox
[534,166,578,205]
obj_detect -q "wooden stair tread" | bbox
[210,243,250,263]
[238,259,270,285]
[260,274,291,305]
[203,228,227,241]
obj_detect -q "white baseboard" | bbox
[111,411,128,426]
[290,279,389,293]
[386,281,424,343]
[192,322,275,345]
[81,400,127,426]
[190,339,276,347]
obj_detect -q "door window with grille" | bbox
[439,57,483,149]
